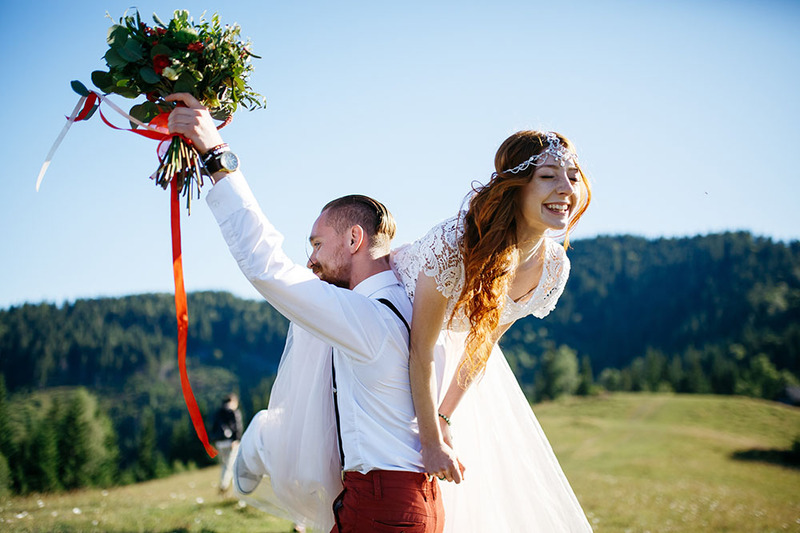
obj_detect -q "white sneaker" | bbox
[233,452,262,495]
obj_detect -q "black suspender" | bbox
[331,297,411,472]
[377,298,411,335]
[331,348,346,471]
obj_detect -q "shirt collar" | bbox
[352,270,401,297]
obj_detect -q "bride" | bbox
[391,130,593,531]
[178,113,594,530]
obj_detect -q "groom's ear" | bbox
[348,225,365,254]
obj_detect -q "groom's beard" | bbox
[310,256,351,289]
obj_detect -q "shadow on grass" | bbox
[731,447,800,470]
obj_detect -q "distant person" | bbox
[210,393,243,496]
[168,93,445,532]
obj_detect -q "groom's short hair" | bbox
[321,195,396,252]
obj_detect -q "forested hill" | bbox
[1,231,798,403]
[0,291,288,396]
[502,231,800,399]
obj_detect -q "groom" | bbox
[166,93,444,532]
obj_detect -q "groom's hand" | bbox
[165,93,225,155]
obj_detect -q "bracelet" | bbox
[201,143,229,164]
[438,412,451,426]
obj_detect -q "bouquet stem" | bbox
[155,137,204,214]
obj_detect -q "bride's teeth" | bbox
[547,204,568,212]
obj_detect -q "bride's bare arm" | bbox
[437,321,513,445]
[409,273,465,483]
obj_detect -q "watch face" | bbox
[220,151,239,172]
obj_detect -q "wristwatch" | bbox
[202,144,240,175]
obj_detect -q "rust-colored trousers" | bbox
[330,470,445,533]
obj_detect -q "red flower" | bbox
[153,55,170,75]
[156,27,167,36]
[146,91,159,102]
[187,41,204,52]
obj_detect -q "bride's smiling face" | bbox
[516,155,582,236]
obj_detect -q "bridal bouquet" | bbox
[85,9,266,209]
[39,9,267,459]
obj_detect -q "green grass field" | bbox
[1,393,798,532]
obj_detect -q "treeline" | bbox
[0,291,288,392]
[505,344,798,404]
[499,231,800,402]
[0,292,289,495]
[0,378,116,495]
[0,231,798,495]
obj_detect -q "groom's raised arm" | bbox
[166,94,402,361]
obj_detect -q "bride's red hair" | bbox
[452,131,591,384]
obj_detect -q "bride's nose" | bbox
[555,173,575,195]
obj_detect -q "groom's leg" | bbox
[330,470,444,533]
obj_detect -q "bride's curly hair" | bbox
[451,131,591,385]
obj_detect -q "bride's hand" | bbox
[422,440,465,484]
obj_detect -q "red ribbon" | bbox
[98,107,175,142]
[171,178,218,458]
[57,92,227,458]
[75,93,98,121]
[87,93,218,458]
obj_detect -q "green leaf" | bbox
[111,84,139,99]
[174,28,198,44]
[139,66,161,84]
[91,70,114,92]
[104,48,128,68]
[173,80,194,94]
[118,39,144,62]
[143,101,160,121]
[150,43,172,59]
[107,25,129,47]
[70,80,90,96]
[83,103,99,121]
[129,103,149,126]
[152,12,166,27]
[173,72,197,94]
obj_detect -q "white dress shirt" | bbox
[206,171,423,474]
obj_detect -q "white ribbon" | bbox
[35,96,86,191]
[35,93,167,191]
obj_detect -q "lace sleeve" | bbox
[531,240,571,319]
[391,215,465,304]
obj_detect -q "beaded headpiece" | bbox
[499,132,578,176]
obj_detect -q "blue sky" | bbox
[1,0,798,308]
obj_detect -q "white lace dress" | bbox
[391,215,592,532]
[239,214,592,532]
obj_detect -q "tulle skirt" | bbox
[237,326,591,532]
[435,330,592,532]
